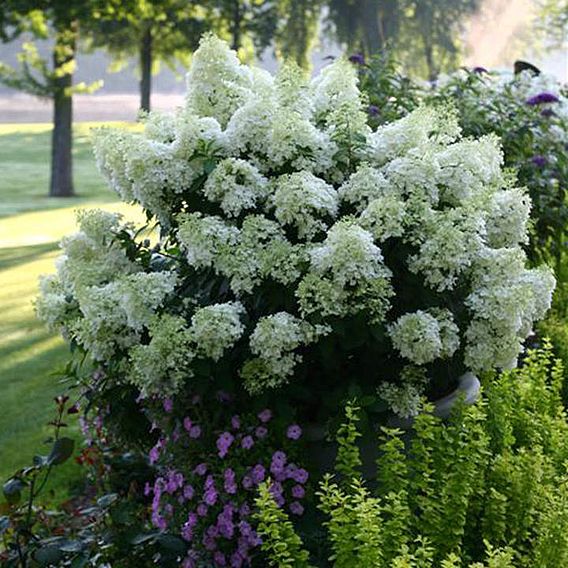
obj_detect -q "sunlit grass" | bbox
[0,122,145,503]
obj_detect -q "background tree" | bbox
[87,0,207,113]
[275,0,322,69]
[0,1,108,197]
[403,0,480,80]
[325,0,480,79]
[536,0,568,46]
[208,0,279,56]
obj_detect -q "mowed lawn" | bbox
[0,123,145,500]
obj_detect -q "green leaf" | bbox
[47,437,75,466]
[157,534,186,553]
[96,493,118,508]
[131,531,160,545]
[34,546,64,565]
[0,516,9,534]
[33,455,49,467]
[69,556,89,568]
[3,478,24,504]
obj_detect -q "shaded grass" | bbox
[0,122,145,503]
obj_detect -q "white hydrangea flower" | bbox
[359,194,406,242]
[57,210,139,293]
[216,215,304,294]
[407,207,486,291]
[185,33,253,127]
[242,312,329,393]
[381,149,442,204]
[436,135,504,204]
[297,220,393,321]
[129,314,194,396]
[116,271,177,331]
[72,283,134,361]
[389,309,459,365]
[203,158,268,217]
[338,165,391,212]
[484,187,531,247]
[177,213,239,269]
[189,302,245,361]
[93,129,136,202]
[270,172,338,239]
[377,367,429,418]
[310,58,370,165]
[368,107,460,165]
[464,247,555,371]
[35,274,76,330]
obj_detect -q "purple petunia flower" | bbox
[231,415,241,430]
[224,468,238,494]
[242,475,253,490]
[251,464,266,485]
[368,104,380,117]
[194,463,207,476]
[214,551,227,566]
[181,522,193,542]
[348,52,366,65]
[197,502,208,517]
[255,426,268,439]
[183,484,195,500]
[292,467,309,484]
[526,92,560,106]
[531,155,547,168]
[217,431,234,458]
[189,424,202,439]
[163,398,173,413]
[286,424,302,440]
[292,484,306,499]
[272,451,287,465]
[258,409,272,423]
[183,417,192,432]
[289,501,304,516]
[241,435,254,450]
[144,482,152,496]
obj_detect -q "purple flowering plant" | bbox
[143,394,308,567]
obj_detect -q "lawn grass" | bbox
[0,122,145,503]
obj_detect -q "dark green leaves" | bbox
[47,436,75,465]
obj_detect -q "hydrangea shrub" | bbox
[427,67,568,265]
[38,34,555,424]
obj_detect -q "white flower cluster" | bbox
[39,34,556,399]
[389,310,460,366]
[377,367,429,418]
[189,302,245,361]
[242,312,329,393]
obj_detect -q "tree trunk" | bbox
[231,0,241,51]
[50,24,76,198]
[361,0,381,55]
[424,40,437,81]
[140,25,153,113]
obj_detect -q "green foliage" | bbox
[256,344,568,567]
[333,402,362,483]
[255,481,312,568]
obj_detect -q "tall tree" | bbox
[86,0,207,113]
[0,2,105,197]
[275,0,322,69]
[404,0,480,80]
[209,0,279,57]
[536,0,568,46]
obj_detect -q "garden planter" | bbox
[305,372,481,478]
